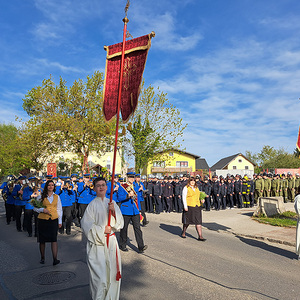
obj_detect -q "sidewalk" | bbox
[148,202,297,247]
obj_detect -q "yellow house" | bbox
[210,153,255,177]
[142,149,200,177]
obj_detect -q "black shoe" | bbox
[17,229,22,232]
[120,247,128,252]
[138,245,148,253]
[197,237,206,242]
[53,259,60,266]
[6,222,10,225]
[66,232,71,235]
[40,259,45,264]
[28,233,32,237]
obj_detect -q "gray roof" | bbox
[159,149,200,159]
[210,153,255,171]
[196,158,209,170]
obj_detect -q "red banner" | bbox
[47,163,57,178]
[297,126,300,151]
[103,33,154,122]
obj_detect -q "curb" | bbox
[204,225,296,247]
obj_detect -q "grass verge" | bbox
[252,211,298,227]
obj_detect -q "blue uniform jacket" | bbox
[59,188,74,207]
[13,184,26,206]
[117,184,140,215]
[77,186,95,204]
[23,186,34,209]
[133,181,145,209]
[0,182,7,189]
[106,181,120,201]
[6,187,15,205]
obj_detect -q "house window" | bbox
[245,166,249,170]
[233,166,237,169]
[176,161,188,167]
[153,161,165,167]
[106,158,111,171]
[169,152,174,157]
[238,159,242,163]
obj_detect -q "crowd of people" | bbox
[1,171,299,237]
[139,172,300,213]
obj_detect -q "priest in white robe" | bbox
[81,177,124,300]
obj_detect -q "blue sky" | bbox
[1,0,300,166]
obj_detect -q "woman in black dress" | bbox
[34,180,62,265]
[181,177,206,241]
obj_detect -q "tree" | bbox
[245,145,300,170]
[0,124,32,176]
[125,82,187,172]
[21,71,115,172]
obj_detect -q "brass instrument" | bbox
[31,186,40,198]
[19,180,28,201]
[8,181,14,193]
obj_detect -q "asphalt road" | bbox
[0,201,299,300]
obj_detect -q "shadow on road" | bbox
[236,235,297,259]
[202,222,231,232]
[241,211,253,217]
[159,223,198,239]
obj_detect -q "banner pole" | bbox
[107,17,129,248]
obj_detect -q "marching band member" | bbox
[117,172,147,253]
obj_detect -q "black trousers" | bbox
[78,203,88,220]
[5,203,15,224]
[235,193,243,208]
[24,209,38,236]
[220,194,226,209]
[140,201,148,225]
[227,194,234,208]
[15,205,25,231]
[153,195,162,213]
[204,196,211,211]
[146,195,154,213]
[72,202,80,225]
[174,195,183,212]
[165,196,173,212]
[119,214,144,250]
[60,206,73,234]
[212,193,220,210]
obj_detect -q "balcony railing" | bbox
[151,166,192,173]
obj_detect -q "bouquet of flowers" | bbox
[199,191,207,206]
[30,198,52,217]
[30,198,46,209]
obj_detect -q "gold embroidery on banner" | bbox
[123,57,137,91]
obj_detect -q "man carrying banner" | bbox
[117,172,148,253]
[81,177,124,300]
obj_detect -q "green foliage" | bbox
[253,211,297,227]
[294,147,300,158]
[21,71,115,171]
[0,124,32,176]
[125,82,187,172]
[245,145,300,169]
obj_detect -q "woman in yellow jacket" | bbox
[34,180,62,265]
[181,177,206,241]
